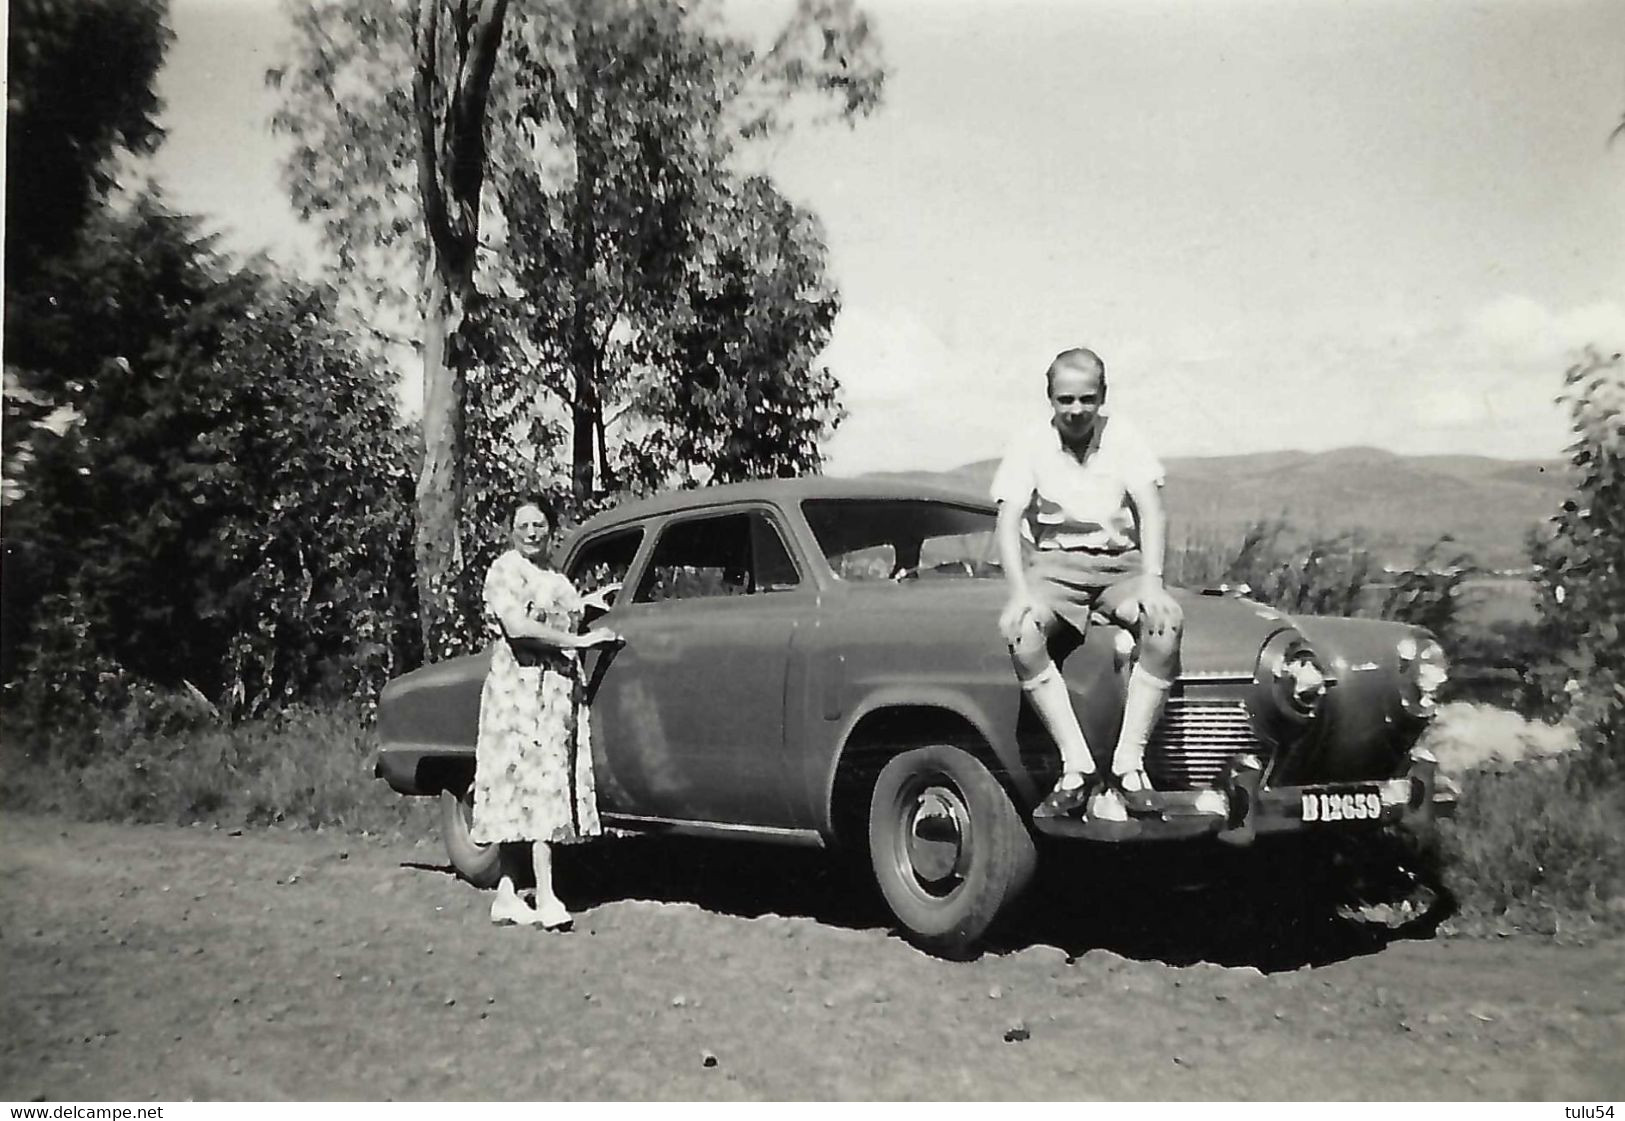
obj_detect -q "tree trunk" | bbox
[570,378,596,506]
[567,22,599,507]
[414,270,469,659]
[593,396,615,493]
[411,0,509,660]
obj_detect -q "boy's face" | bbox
[1048,362,1105,444]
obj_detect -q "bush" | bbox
[1444,617,1555,712]
[3,196,418,723]
[1440,756,1625,934]
[1432,349,1625,938]
[1168,518,1469,643]
[0,699,435,837]
[1529,349,1625,772]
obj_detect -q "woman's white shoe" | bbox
[490,890,543,926]
[535,897,574,932]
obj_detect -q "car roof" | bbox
[570,474,994,538]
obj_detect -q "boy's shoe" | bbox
[1090,786,1130,823]
[1033,772,1104,819]
[1114,768,1164,815]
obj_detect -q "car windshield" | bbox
[801,498,1001,583]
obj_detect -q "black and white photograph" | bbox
[2,0,1623,1104]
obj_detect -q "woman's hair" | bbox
[509,491,557,529]
[1045,347,1107,394]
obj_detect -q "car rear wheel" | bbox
[868,745,1037,957]
[439,784,501,889]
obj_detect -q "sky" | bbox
[149,0,1625,475]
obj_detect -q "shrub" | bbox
[1528,349,1625,773]
[1168,519,1362,606]
[1441,616,1553,712]
[2,196,418,723]
[1168,518,1470,644]
[0,701,436,837]
[1440,756,1625,934]
[1431,350,1625,937]
[1374,537,1474,653]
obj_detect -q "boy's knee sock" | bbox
[1021,664,1094,774]
[1111,666,1172,776]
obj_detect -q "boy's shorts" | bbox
[1024,546,1144,639]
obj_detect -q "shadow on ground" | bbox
[475,833,1439,971]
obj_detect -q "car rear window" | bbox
[801,499,1000,582]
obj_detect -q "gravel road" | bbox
[2,814,1620,1101]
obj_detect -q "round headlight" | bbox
[1274,648,1328,714]
[1254,631,1332,724]
[1398,634,1449,717]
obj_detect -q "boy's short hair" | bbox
[1046,348,1107,394]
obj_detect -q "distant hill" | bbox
[915,447,1570,570]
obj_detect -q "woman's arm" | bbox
[484,555,619,654]
[495,604,588,650]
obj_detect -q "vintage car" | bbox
[376,477,1457,955]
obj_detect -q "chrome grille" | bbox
[1145,699,1264,790]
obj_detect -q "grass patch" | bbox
[1440,757,1625,936]
[0,702,437,839]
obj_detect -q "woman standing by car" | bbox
[472,494,620,930]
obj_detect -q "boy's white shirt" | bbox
[988,408,1166,552]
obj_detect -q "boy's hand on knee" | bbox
[999,594,1044,645]
[1137,581,1182,638]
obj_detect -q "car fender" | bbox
[817,681,1032,841]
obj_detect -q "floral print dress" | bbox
[470,549,601,845]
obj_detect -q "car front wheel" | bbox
[868,745,1037,957]
[439,784,501,889]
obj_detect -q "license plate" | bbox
[1301,787,1383,824]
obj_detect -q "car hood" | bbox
[832,581,1300,676]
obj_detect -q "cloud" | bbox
[1468,295,1625,362]
[816,305,949,408]
[1199,300,1588,460]
[819,305,1042,474]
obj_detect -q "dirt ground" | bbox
[2,813,1621,1102]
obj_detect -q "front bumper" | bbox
[1031,748,1458,845]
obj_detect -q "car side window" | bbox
[635,511,801,604]
[801,499,999,582]
[565,527,643,602]
[752,515,800,593]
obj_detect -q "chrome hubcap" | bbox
[905,784,970,888]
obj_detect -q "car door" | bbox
[583,507,807,828]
